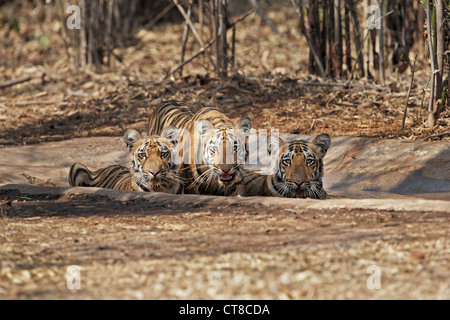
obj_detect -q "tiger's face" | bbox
[124,127,182,192]
[196,117,251,188]
[267,133,331,199]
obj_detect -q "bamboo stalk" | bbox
[291,0,326,78]
[377,0,385,85]
[79,0,87,67]
[426,0,437,127]
[345,0,364,78]
[326,0,334,77]
[344,1,351,75]
[161,10,254,81]
[333,0,342,77]
[435,0,444,117]
[309,0,322,75]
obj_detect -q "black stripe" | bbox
[245,173,262,186]
[94,166,127,188]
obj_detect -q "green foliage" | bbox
[36,35,50,46]
[7,16,19,35]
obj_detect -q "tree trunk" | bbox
[215,0,229,78]
[425,0,445,128]
[435,0,444,120]
[377,0,385,85]
[326,0,334,77]
[308,0,322,75]
[333,0,342,77]
[346,0,364,78]
[344,0,351,76]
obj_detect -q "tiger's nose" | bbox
[149,170,160,176]
[293,180,304,186]
[221,168,231,173]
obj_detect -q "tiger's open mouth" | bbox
[219,173,235,182]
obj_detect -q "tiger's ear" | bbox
[196,119,212,137]
[124,129,142,152]
[267,135,284,156]
[161,126,180,146]
[312,133,331,158]
[237,117,252,135]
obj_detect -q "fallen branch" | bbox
[5,99,65,106]
[0,76,32,89]
[300,81,386,90]
[423,132,450,141]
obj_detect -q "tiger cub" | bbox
[245,133,331,199]
[69,127,184,194]
[147,100,252,196]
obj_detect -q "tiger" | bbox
[245,133,331,199]
[69,127,184,194]
[69,164,135,191]
[147,100,252,196]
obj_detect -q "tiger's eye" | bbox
[306,158,315,166]
[161,152,169,159]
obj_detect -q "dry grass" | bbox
[0,1,449,147]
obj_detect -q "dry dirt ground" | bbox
[0,2,449,300]
[0,187,449,300]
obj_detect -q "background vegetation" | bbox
[0,0,449,146]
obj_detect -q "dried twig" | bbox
[174,0,206,48]
[423,132,450,141]
[345,31,370,87]
[401,56,417,130]
[144,1,176,30]
[5,99,65,106]
[179,0,193,76]
[160,10,254,81]
[248,0,278,33]
[0,76,32,89]
[300,81,386,90]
